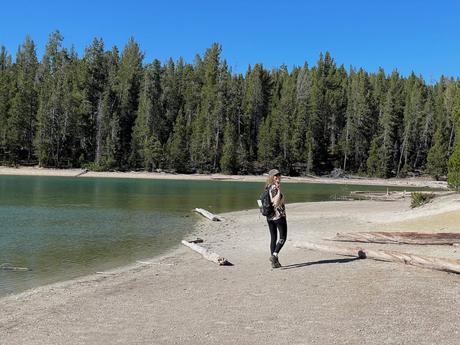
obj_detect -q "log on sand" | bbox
[294,241,460,274]
[194,208,221,221]
[75,168,89,177]
[181,240,232,266]
[329,232,460,245]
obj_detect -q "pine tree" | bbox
[35,31,79,167]
[161,58,182,144]
[367,70,404,177]
[166,110,189,172]
[220,75,243,174]
[190,43,221,172]
[6,36,39,163]
[95,46,120,170]
[291,64,311,172]
[426,128,448,180]
[242,63,271,171]
[131,60,164,170]
[116,37,143,169]
[341,68,373,172]
[308,52,347,173]
[0,46,13,162]
[397,73,426,175]
[80,38,108,163]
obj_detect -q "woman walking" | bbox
[265,169,287,268]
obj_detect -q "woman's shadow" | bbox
[281,257,361,270]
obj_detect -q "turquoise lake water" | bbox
[0,175,427,296]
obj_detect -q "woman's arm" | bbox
[271,186,281,207]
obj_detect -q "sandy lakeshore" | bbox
[0,175,459,345]
[0,165,449,190]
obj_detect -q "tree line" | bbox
[2,32,460,186]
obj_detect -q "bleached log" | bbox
[181,240,231,266]
[0,263,30,271]
[329,232,460,245]
[194,208,221,221]
[294,241,460,274]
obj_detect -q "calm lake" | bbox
[0,175,425,296]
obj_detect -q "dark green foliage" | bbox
[410,192,434,208]
[0,46,14,163]
[0,34,458,178]
[426,128,447,180]
[116,37,143,169]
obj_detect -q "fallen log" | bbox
[0,263,31,272]
[194,208,221,221]
[329,232,460,245]
[75,168,89,177]
[348,190,407,201]
[181,240,231,266]
[294,241,460,274]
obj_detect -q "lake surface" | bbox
[0,175,427,296]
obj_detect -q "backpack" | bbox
[258,187,275,217]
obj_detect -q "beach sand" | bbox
[0,176,459,345]
[0,165,449,189]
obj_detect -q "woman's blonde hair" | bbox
[265,174,280,188]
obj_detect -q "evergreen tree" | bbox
[242,63,271,171]
[190,43,221,172]
[341,68,373,172]
[166,109,189,172]
[80,38,108,163]
[131,60,164,170]
[397,73,426,175]
[116,37,143,169]
[367,70,404,177]
[220,75,243,174]
[6,37,38,163]
[34,31,79,167]
[95,47,120,169]
[426,128,447,180]
[291,63,312,174]
[0,46,13,162]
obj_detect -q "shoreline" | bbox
[0,164,448,299]
[0,165,449,189]
[0,194,459,344]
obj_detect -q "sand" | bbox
[0,165,449,189]
[0,167,459,345]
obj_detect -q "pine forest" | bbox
[2,33,460,186]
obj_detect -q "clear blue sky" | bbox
[1,0,459,82]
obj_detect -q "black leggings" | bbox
[267,217,287,254]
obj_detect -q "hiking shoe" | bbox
[269,255,281,269]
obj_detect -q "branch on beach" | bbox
[181,240,232,266]
[328,232,460,245]
[194,208,221,221]
[74,168,89,177]
[294,241,460,274]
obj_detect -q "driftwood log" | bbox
[294,241,460,274]
[0,263,31,271]
[75,168,89,177]
[194,208,221,221]
[329,232,460,245]
[181,240,231,266]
